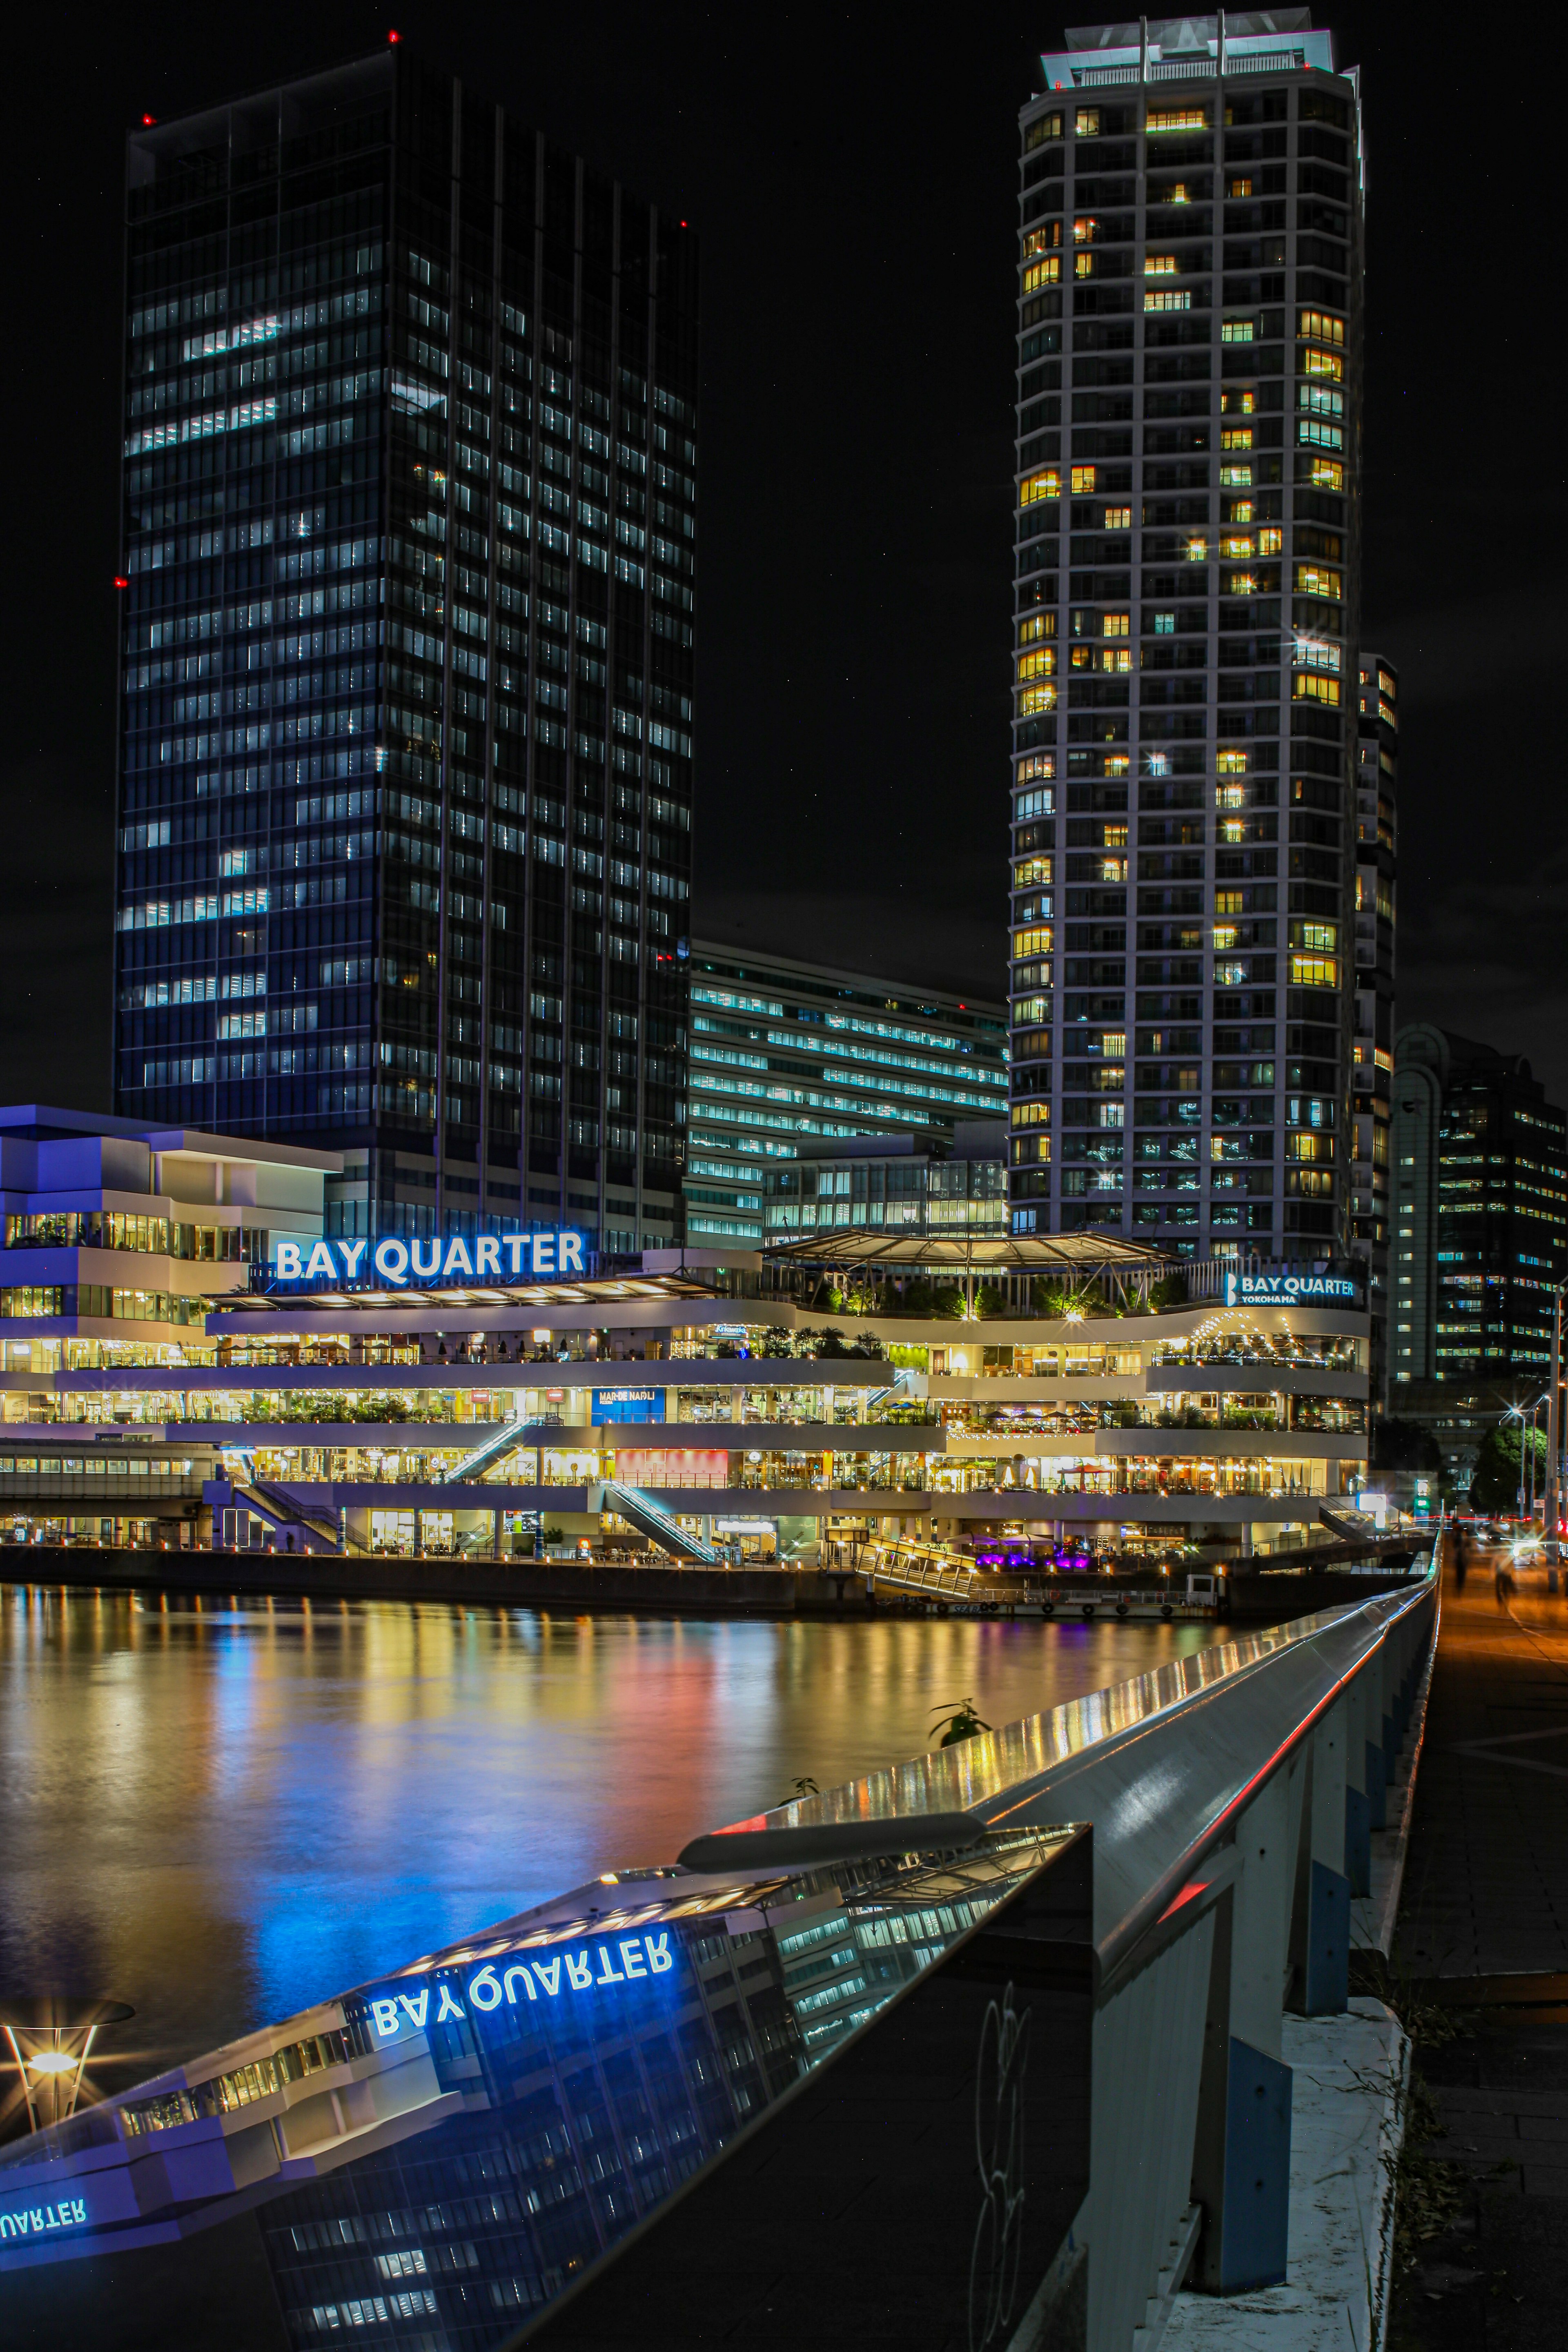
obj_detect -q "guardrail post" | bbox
[1291,1699,1350,2014]
[1364,1640,1389,1832]
[1189,1758,1302,2294]
[1343,1667,1372,1895]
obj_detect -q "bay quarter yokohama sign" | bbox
[270,1229,589,1290]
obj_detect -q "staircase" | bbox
[223,1478,347,1555]
[602,1483,719,1564]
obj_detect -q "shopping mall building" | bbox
[1,1110,1369,1563]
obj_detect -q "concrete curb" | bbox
[1163,2000,1410,2352]
[1353,1608,1439,1958]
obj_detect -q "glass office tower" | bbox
[1007,11,1362,1265]
[114,47,696,1251]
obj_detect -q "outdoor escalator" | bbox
[602,1483,719,1565]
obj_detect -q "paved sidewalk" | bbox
[1390,1543,1568,2352]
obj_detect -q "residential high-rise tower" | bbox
[1007,11,1362,1267]
[114,46,697,1252]
[1352,649,1396,1395]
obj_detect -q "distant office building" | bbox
[114,46,696,1258]
[1391,1027,1567,1384]
[1007,13,1363,1263]
[1352,653,1396,1396]
[764,1121,1007,1243]
[684,943,1009,1245]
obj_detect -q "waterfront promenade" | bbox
[1392,1545,1568,2348]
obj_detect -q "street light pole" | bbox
[1548,1283,1563,1567]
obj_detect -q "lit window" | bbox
[1294,673,1341,706]
[1295,563,1342,600]
[1076,109,1100,136]
[1290,955,1339,988]
[1220,533,1254,558]
[1220,427,1253,450]
[1019,683,1058,715]
[1228,499,1254,523]
[1185,535,1208,561]
[1024,256,1062,290]
[1016,647,1056,679]
[1228,176,1254,198]
[1147,107,1207,133]
[1011,1100,1051,1127]
[1070,644,1092,669]
[1219,464,1253,486]
[1215,890,1244,915]
[1302,347,1344,382]
[1214,961,1247,986]
[1228,572,1257,595]
[1098,647,1131,673]
[1014,993,1050,1023]
[1298,308,1345,346]
[1017,612,1055,644]
[1013,926,1054,958]
[1221,318,1254,343]
[1167,182,1191,204]
[1221,388,1256,415]
[1013,855,1053,886]
[1145,252,1178,276]
[1075,251,1096,278]
[1220,816,1246,840]
[1217,783,1246,808]
[1293,637,1341,674]
[1104,755,1131,777]
[1100,856,1128,882]
[1258,526,1283,555]
[1212,924,1239,951]
[1308,458,1344,491]
[1145,289,1192,313]
[1073,216,1098,244]
[1026,110,1064,149]
[1298,418,1343,450]
[1298,382,1344,419]
[1023,223,1062,257]
[1071,465,1096,493]
[1104,506,1132,530]
[1216,751,1248,774]
[1016,751,1054,785]
[1102,612,1130,637]
[1020,468,1061,506]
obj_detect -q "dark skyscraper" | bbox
[114,47,696,1251]
[1007,11,1362,1267]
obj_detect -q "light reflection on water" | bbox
[0,1581,1220,2074]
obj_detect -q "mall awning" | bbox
[763,1230,1165,1274]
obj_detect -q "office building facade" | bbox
[764,1121,1007,1244]
[114,47,696,1258]
[684,942,1008,1245]
[1352,650,1396,1396]
[1007,11,1362,1265]
[1391,1027,1567,1385]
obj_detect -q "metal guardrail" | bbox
[683,1569,1439,2348]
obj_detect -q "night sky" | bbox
[4,4,1560,1114]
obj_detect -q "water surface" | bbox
[0,1581,1220,2078]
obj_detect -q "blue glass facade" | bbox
[115,50,696,1253]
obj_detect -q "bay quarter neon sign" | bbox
[367,1931,676,2040]
[271,1228,588,1288]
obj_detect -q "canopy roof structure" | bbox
[763,1230,1165,1274]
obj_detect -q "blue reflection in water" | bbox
[0,1584,1216,2076]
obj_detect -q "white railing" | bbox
[691,1570,1438,2349]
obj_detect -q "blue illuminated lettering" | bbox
[619,1939,647,1979]
[435,1984,466,2023]
[645,1932,673,1975]
[371,1998,401,2039]
[506,1235,528,1275]
[339,1237,368,1278]
[275,1241,303,1278]
[0,2197,88,2238]
[595,1947,625,1985]
[559,1232,585,1274]
[373,1238,410,1285]
[305,1240,336,1279]
[443,1235,475,1280]
[532,1233,557,1276]
[566,1951,592,1990]
[503,1963,537,2003]
[411,1237,442,1280]
[398,1990,429,2030]
[533,1958,562,1997]
[474,1236,501,1278]
[468,1965,503,2011]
